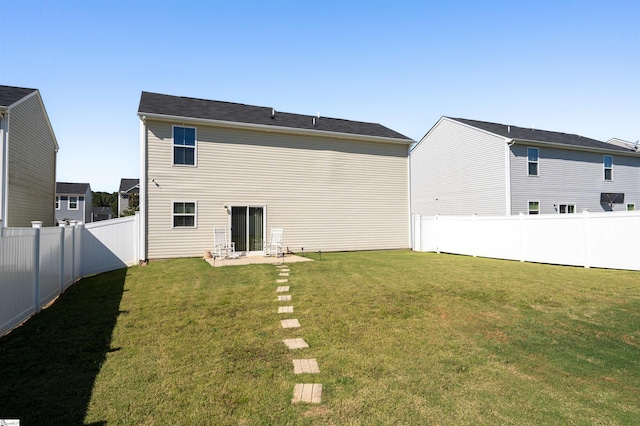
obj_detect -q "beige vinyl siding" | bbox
[510,144,640,214]
[7,94,56,227]
[145,121,410,258]
[411,118,507,216]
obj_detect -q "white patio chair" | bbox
[264,227,284,257]
[213,227,237,259]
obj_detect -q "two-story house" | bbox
[55,182,92,224]
[138,91,413,259]
[411,117,640,216]
[117,178,139,216]
[0,85,58,227]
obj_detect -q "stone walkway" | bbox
[275,264,323,404]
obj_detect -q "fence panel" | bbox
[39,227,64,307]
[63,226,75,290]
[82,216,138,277]
[0,229,38,336]
[414,212,640,271]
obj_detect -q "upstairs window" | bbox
[69,196,78,210]
[173,126,196,166]
[528,201,540,215]
[527,147,539,176]
[603,155,612,181]
[173,202,196,227]
[628,203,635,211]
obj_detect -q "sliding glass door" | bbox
[231,206,265,253]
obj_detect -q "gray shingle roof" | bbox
[0,85,37,107]
[138,91,412,141]
[56,182,90,195]
[449,117,635,153]
[119,178,139,193]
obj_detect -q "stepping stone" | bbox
[280,269,290,273]
[276,265,288,269]
[293,359,320,374]
[292,383,322,404]
[276,279,288,283]
[281,318,301,328]
[279,273,289,277]
[278,306,294,313]
[276,286,290,292]
[277,295,291,301]
[283,338,309,349]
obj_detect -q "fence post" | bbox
[414,214,421,252]
[583,210,591,268]
[59,223,66,293]
[31,221,43,312]
[435,214,440,254]
[472,214,477,257]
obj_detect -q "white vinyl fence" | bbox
[413,211,640,271]
[0,214,140,336]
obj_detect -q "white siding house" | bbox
[0,85,58,227]
[411,117,640,216]
[138,91,413,259]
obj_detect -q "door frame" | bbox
[228,204,267,255]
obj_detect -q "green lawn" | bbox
[1,251,639,424]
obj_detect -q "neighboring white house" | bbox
[118,178,139,216]
[0,85,58,227]
[55,182,92,224]
[138,91,413,259]
[411,117,640,216]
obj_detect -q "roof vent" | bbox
[271,108,275,119]
[507,125,510,133]
[317,112,320,118]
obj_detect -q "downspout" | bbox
[139,115,147,262]
[0,108,9,228]
[408,143,414,250]
[505,138,515,215]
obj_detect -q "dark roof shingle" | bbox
[56,182,90,195]
[119,178,139,192]
[449,117,635,153]
[0,85,38,107]
[138,91,412,141]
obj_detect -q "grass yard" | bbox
[1,251,639,424]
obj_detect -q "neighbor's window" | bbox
[69,196,78,210]
[558,204,576,214]
[528,201,540,215]
[603,155,613,181]
[173,126,196,166]
[628,203,635,211]
[55,196,60,210]
[527,147,539,176]
[173,202,196,227]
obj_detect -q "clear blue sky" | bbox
[2,0,638,192]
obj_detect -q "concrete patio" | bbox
[204,253,313,267]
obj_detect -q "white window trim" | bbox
[172,201,197,229]
[527,147,539,176]
[55,196,60,210]
[603,155,613,181]
[627,203,635,211]
[172,125,197,167]
[528,200,540,215]
[69,196,79,210]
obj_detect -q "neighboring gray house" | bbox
[118,178,139,216]
[411,117,640,216]
[55,182,92,224]
[91,206,114,222]
[0,85,58,227]
[138,91,413,259]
